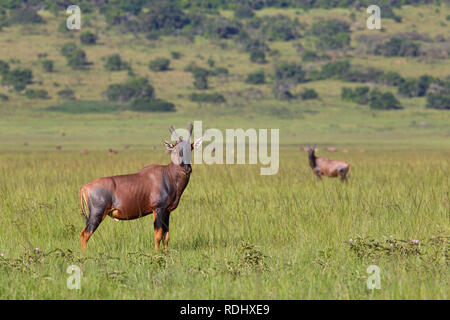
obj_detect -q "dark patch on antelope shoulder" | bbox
[157,171,173,208]
[88,187,119,212]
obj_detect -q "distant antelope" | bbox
[306,144,350,181]
[80,123,203,252]
[108,148,118,155]
[80,149,89,155]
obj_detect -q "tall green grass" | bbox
[0,148,448,299]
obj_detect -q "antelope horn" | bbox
[169,125,180,140]
[187,122,193,136]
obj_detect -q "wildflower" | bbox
[412,240,419,244]
[35,248,41,254]
[349,238,353,243]
[0,253,4,257]
[389,243,394,247]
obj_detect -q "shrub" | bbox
[57,89,75,100]
[275,62,306,83]
[171,51,182,59]
[301,50,319,62]
[3,68,33,91]
[380,72,404,86]
[260,15,300,41]
[130,97,175,112]
[106,77,154,102]
[341,86,370,104]
[46,101,120,114]
[41,59,54,72]
[137,2,190,32]
[398,75,435,97]
[234,5,254,19]
[250,51,266,64]
[209,67,229,76]
[0,93,8,101]
[309,19,350,37]
[246,70,265,84]
[190,92,226,103]
[149,58,170,71]
[0,60,10,76]
[25,89,49,99]
[80,32,98,45]
[369,89,403,110]
[342,67,384,83]
[61,43,78,57]
[104,54,128,71]
[316,33,351,50]
[191,67,209,90]
[66,49,89,69]
[273,80,294,100]
[8,8,44,25]
[300,88,319,100]
[426,94,450,110]
[320,60,350,79]
[374,38,420,57]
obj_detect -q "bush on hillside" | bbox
[249,50,266,64]
[234,5,254,19]
[106,77,154,102]
[369,89,403,110]
[104,54,129,71]
[379,71,405,86]
[341,86,370,104]
[149,58,170,71]
[190,92,226,103]
[2,68,33,91]
[41,59,54,72]
[80,32,98,45]
[374,38,420,57]
[275,62,306,83]
[426,94,450,110]
[300,88,319,100]
[25,89,50,99]
[129,97,175,112]
[246,70,265,84]
[57,89,76,100]
[8,7,44,25]
[0,60,10,76]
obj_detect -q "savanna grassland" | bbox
[0,149,448,299]
[0,1,449,299]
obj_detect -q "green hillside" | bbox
[0,2,449,150]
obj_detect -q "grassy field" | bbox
[0,3,449,299]
[0,148,448,299]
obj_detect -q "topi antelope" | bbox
[306,144,350,181]
[80,123,203,252]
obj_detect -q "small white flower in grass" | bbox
[349,238,353,243]
[35,248,41,254]
[247,253,250,257]
[0,253,4,257]
[389,243,394,247]
[412,240,419,244]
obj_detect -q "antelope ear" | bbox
[192,137,204,150]
[163,140,174,150]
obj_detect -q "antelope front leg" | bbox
[153,208,170,253]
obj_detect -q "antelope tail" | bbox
[80,189,89,222]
